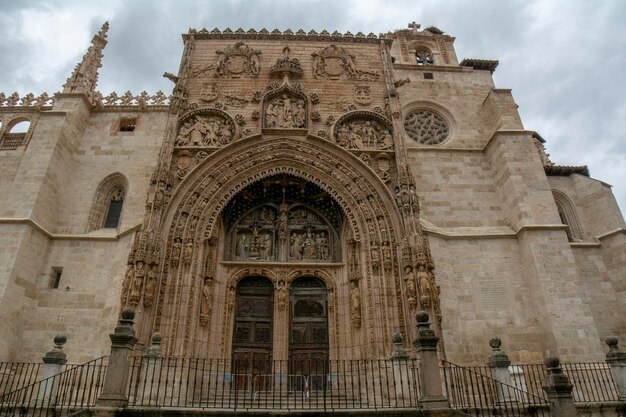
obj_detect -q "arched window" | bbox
[87,173,128,231]
[0,118,32,149]
[552,190,584,242]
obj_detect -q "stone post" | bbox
[413,311,448,409]
[39,335,68,405]
[390,332,410,403]
[139,332,163,405]
[487,337,516,403]
[605,337,626,401]
[96,308,137,407]
[542,355,580,417]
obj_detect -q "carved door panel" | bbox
[289,277,329,391]
[232,277,273,391]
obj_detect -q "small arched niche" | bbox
[222,174,343,262]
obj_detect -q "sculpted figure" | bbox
[236,234,249,259]
[121,263,134,304]
[183,239,194,265]
[293,100,306,127]
[405,266,417,309]
[172,238,182,263]
[129,261,145,305]
[281,95,292,128]
[318,232,329,261]
[266,100,280,127]
[276,280,287,311]
[259,234,273,260]
[201,276,213,316]
[417,265,432,308]
[290,232,303,260]
[302,230,317,259]
[350,281,361,328]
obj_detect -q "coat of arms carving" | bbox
[215,42,261,78]
[199,82,218,102]
[312,44,379,81]
[354,86,372,105]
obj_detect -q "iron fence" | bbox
[127,356,421,411]
[442,361,552,417]
[512,362,620,403]
[0,357,108,417]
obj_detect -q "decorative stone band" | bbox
[184,27,383,43]
[0,91,171,109]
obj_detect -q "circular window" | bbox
[403,110,450,145]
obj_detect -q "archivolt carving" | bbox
[154,136,410,356]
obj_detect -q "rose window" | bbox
[403,110,449,145]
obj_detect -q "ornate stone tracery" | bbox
[403,109,449,145]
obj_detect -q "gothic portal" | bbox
[0,22,624,366]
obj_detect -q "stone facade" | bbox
[0,22,624,365]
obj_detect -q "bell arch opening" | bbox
[222,174,344,263]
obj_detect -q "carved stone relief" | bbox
[214,42,261,78]
[334,114,393,150]
[403,110,449,145]
[199,82,218,102]
[312,44,379,81]
[176,109,236,147]
[354,86,372,106]
[263,93,307,129]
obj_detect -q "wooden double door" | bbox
[231,276,329,390]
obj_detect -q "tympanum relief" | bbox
[223,175,342,263]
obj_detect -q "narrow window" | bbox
[103,188,124,228]
[119,118,136,132]
[423,73,434,80]
[50,267,63,289]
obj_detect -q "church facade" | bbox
[0,22,624,368]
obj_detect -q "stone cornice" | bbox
[596,228,626,240]
[0,218,141,241]
[184,30,392,46]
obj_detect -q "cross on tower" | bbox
[408,21,421,32]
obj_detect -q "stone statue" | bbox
[277,280,287,311]
[350,281,361,328]
[183,239,194,265]
[302,230,317,259]
[143,265,157,307]
[259,234,273,260]
[236,234,249,259]
[417,265,432,308]
[318,232,329,261]
[121,263,133,304]
[172,238,182,264]
[405,266,417,309]
[200,277,213,317]
[290,232,303,260]
[129,261,145,305]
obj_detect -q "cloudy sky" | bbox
[1,0,625,213]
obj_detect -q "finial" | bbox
[98,21,110,39]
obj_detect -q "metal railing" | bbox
[442,361,552,417]
[127,356,421,410]
[0,363,43,399]
[511,363,620,403]
[0,357,108,417]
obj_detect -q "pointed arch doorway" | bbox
[289,277,329,390]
